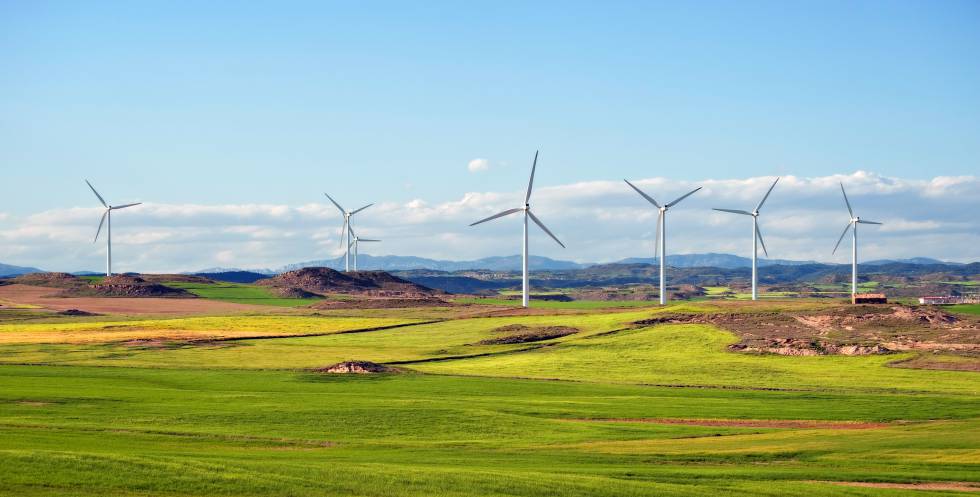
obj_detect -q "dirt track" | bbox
[0,284,271,316]
[567,418,891,429]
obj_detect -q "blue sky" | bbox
[1,1,978,270]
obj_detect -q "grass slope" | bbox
[0,366,978,496]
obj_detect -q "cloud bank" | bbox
[0,171,976,273]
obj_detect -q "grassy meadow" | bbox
[0,285,978,496]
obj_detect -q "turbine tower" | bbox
[85,180,141,277]
[712,177,779,301]
[470,150,565,308]
[347,226,380,272]
[624,180,701,305]
[324,193,373,272]
[832,182,882,297]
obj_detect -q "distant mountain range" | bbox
[0,262,44,277]
[0,254,970,278]
[194,253,964,274]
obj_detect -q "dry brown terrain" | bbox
[0,284,271,316]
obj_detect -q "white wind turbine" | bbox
[85,180,141,277]
[832,182,882,297]
[347,226,380,272]
[624,180,701,305]
[470,150,565,308]
[324,193,373,272]
[712,177,779,301]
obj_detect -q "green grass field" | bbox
[165,281,324,307]
[948,303,980,316]
[0,299,978,496]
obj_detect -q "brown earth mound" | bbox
[479,324,579,344]
[633,304,980,358]
[60,275,195,298]
[4,272,84,288]
[312,361,398,374]
[271,287,322,299]
[58,309,99,316]
[259,267,442,297]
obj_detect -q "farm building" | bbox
[852,293,887,304]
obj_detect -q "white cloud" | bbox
[0,171,977,272]
[467,158,490,173]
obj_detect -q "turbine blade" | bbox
[755,177,780,212]
[351,203,373,215]
[338,219,348,248]
[654,211,662,261]
[527,210,565,248]
[93,210,107,243]
[624,179,660,208]
[666,186,701,208]
[324,193,346,215]
[85,180,108,208]
[359,238,381,242]
[469,208,522,226]
[112,202,141,210]
[756,224,769,257]
[840,182,853,218]
[857,220,882,225]
[525,150,538,204]
[832,222,852,254]
[712,208,752,216]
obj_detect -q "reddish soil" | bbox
[812,481,980,492]
[569,418,891,429]
[0,284,271,316]
[259,267,442,298]
[310,297,450,309]
[312,361,398,374]
[271,286,322,299]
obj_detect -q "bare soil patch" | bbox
[3,272,84,289]
[812,481,980,492]
[312,360,399,374]
[0,284,271,316]
[889,353,980,372]
[59,275,194,298]
[568,418,891,429]
[311,296,449,309]
[634,304,980,359]
[479,324,579,344]
[271,286,322,299]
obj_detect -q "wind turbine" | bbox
[712,177,779,301]
[85,180,141,277]
[470,150,565,308]
[624,180,701,305]
[832,182,882,297]
[347,226,380,272]
[324,193,373,272]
